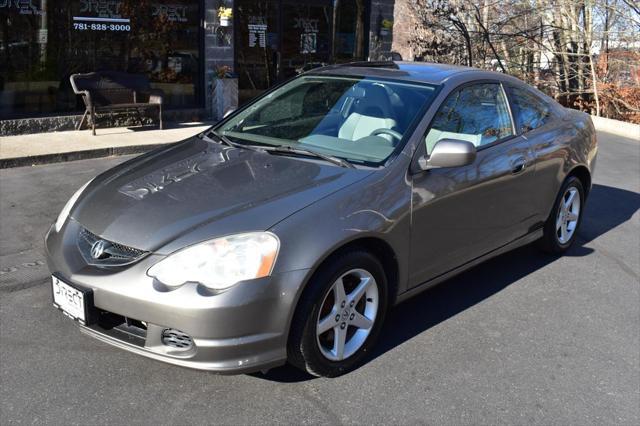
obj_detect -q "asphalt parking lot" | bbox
[1,131,638,425]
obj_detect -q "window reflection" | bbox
[425,83,514,153]
[221,76,437,165]
[0,0,202,119]
[332,0,366,62]
[510,87,551,133]
[234,0,369,105]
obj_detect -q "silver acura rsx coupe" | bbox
[46,62,597,377]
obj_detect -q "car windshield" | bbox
[215,75,438,165]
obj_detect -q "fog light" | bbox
[161,328,193,350]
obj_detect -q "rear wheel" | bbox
[538,176,584,254]
[287,251,388,377]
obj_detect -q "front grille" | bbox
[161,329,193,350]
[78,227,147,267]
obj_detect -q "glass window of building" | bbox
[0,0,202,119]
[234,0,369,104]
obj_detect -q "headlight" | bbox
[147,232,280,290]
[54,179,93,232]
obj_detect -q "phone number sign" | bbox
[73,21,131,32]
[72,15,131,32]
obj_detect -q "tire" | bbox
[537,176,585,254]
[287,250,389,377]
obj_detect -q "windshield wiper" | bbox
[264,145,355,169]
[202,131,238,148]
[203,132,354,169]
[203,131,265,152]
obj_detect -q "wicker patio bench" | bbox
[70,71,164,135]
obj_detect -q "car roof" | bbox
[308,61,516,86]
[305,61,563,110]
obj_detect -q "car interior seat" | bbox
[339,85,397,142]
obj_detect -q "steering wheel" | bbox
[370,128,403,142]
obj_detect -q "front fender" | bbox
[269,162,412,314]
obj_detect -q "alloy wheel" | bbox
[556,186,581,244]
[316,269,379,361]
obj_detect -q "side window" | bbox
[510,87,551,133]
[425,83,514,154]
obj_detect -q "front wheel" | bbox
[287,251,388,377]
[538,176,585,254]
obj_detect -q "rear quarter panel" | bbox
[528,107,597,222]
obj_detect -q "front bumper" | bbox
[45,219,309,374]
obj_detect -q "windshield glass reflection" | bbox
[218,76,437,165]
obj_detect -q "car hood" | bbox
[72,136,372,254]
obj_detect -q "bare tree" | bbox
[405,0,640,122]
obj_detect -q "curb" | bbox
[0,143,168,169]
[591,116,640,140]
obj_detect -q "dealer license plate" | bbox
[52,276,87,324]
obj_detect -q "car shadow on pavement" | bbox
[254,184,640,382]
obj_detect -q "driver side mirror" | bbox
[417,139,477,171]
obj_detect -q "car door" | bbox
[506,84,567,222]
[408,81,538,288]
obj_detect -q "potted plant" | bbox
[211,65,238,120]
[218,7,233,27]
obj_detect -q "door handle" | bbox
[511,158,527,175]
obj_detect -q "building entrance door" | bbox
[235,0,365,104]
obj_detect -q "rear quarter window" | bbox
[509,86,552,133]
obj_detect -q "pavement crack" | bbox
[301,385,343,425]
[577,236,639,280]
[0,278,49,293]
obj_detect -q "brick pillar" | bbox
[391,0,417,60]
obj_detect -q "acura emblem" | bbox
[90,240,111,260]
